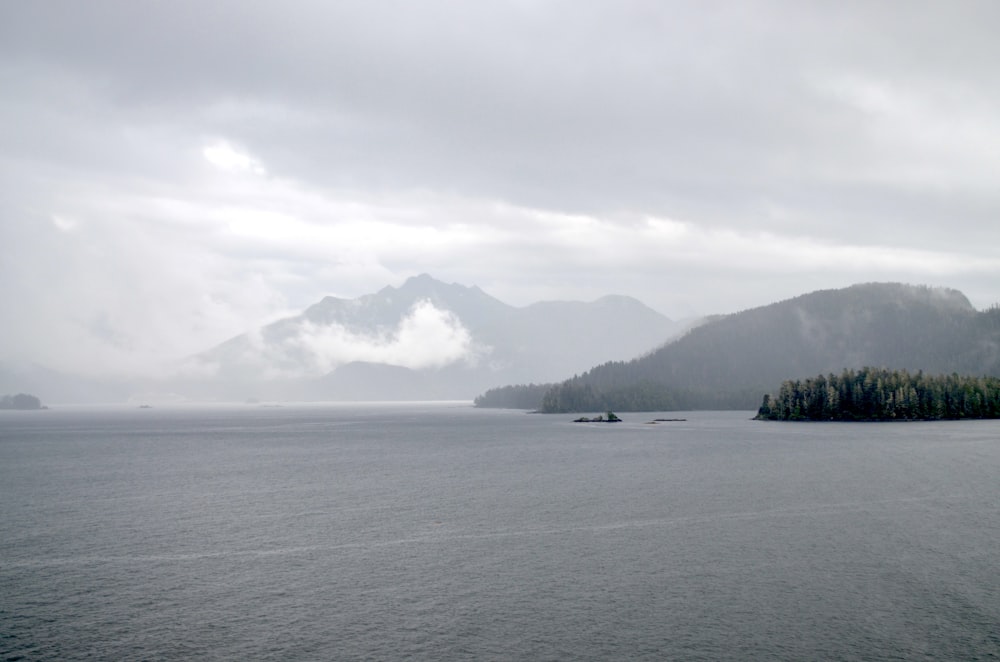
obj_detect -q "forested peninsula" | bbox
[755,367,1000,421]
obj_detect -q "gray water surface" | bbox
[2,404,998,660]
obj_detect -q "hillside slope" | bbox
[492,283,1000,412]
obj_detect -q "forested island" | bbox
[0,393,44,410]
[755,367,1000,421]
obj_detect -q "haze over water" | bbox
[2,404,998,660]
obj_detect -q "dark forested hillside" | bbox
[478,283,1000,412]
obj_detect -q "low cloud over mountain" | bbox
[207,299,484,380]
[185,274,685,401]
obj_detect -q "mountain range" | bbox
[6,278,996,407]
[0,274,687,403]
[191,274,686,401]
[502,282,1000,412]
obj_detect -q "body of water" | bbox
[2,404,998,660]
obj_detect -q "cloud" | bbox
[203,141,266,175]
[264,300,483,376]
[1,2,999,378]
[51,214,78,232]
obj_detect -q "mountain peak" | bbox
[194,275,683,401]
[848,282,974,312]
[395,273,471,296]
[381,275,510,317]
[405,273,438,285]
[397,273,449,293]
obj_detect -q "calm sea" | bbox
[1,403,998,660]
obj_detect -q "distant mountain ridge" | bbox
[190,274,686,401]
[489,283,1000,412]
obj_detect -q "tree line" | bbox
[541,380,760,414]
[538,379,761,413]
[755,367,1000,421]
[474,378,760,412]
[473,383,554,409]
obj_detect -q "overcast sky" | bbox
[2,1,999,377]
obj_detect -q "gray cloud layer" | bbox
[2,1,999,376]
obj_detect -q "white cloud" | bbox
[202,141,266,175]
[808,72,1000,191]
[288,300,483,374]
[51,214,78,232]
[2,2,1000,381]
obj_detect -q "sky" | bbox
[2,1,1000,378]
